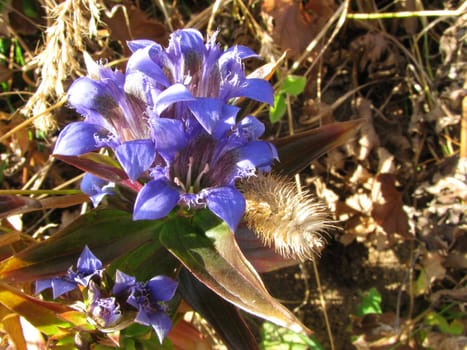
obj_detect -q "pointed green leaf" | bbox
[260,321,324,350]
[57,311,95,331]
[0,195,41,218]
[0,282,72,335]
[54,153,128,183]
[178,268,258,349]
[425,312,464,335]
[281,75,306,96]
[108,238,178,281]
[0,209,161,282]
[269,94,286,124]
[355,288,382,317]
[159,211,310,334]
[0,194,88,219]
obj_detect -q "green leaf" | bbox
[425,312,464,335]
[269,94,286,124]
[22,0,39,18]
[178,268,258,349]
[0,282,73,335]
[260,321,324,350]
[281,75,306,96]
[355,288,382,317]
[120,324,174,349]
[0,209,161,282]
[108,239,178,282]
[57,310,95,331]
[54,153,128,183]
[160,211,310,335]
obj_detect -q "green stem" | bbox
[0,189,82,196]
[347,7,465,20]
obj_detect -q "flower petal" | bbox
[135,309,172,344]
[35,279,53,295]
[151,118,187,152]
[236,141,278,171]
[234,78,274,105]
[188,98,238,138]
[115,140,156,181]
[237,115,266,139]
[53,122,104,156]
[113,270,136,296]
[225,45,259,59]
[205,186,245,232]
[133,180,180,220]
[153,83,194,115]
[76,246,103,275]
[126,44,169,87]
[68,77,121,124]
[150,312,173,344]
[127,39,159,53]
[168,29,205,60]
[80,173,115,207]
[89,294,122,329]
[147,275,178,302]
[50,279,79,299]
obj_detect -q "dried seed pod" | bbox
[239,173,335,261]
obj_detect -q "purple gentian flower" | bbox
[53,28,277,231]
[113,270,178,343]
[133,116,277,230]
[35,246,103,299]
[87,281,124,330]
[80,173,115,207]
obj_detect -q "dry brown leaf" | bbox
[1,111,32,155]
[351,312,416,349]
[0,63,12,82]
[261,0,336,58]
[2,313,28,350]
[414,252,447,296]
[371,174,410,239]
[422,252,446,283]
[355,98,380,160]
[423,332,467,350]
[247,51,288,81]
[350,33,400,80]
[104,1,168,54]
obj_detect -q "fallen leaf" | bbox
[414,252,446,296]
[0,63,13,82]
[103,1,168,54]
[351,312,416,349]
[371,174,410,239]
[423,332,467,350]
[350,33,401,80]
[261,0,336,58]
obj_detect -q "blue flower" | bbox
[87,281,124,330]
[36,246,103,299]
[80,173,115,207]
[133,118,277,231]
[54,28,277,231]
[113,270,178,343]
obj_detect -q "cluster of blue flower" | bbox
[53,28,277,232]
[36,246,177,343]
